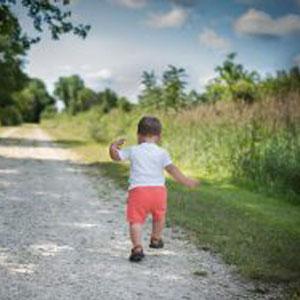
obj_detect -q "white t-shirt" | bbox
[118,142,172,190]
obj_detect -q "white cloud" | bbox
[79,64,91,71]
[146,7,188,28]
[198,73,215,87]
[112,0,147,9]
[86,69,113,80]
[58,65,74,72]
[293,53,300,66]
[234,9,300,37]
[199,28,231,51]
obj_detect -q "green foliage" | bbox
[139,71,162,109]
[260,67,300,96]
[97,89,132,114]
[98,88,119,114]
[231,103,300,195]
[138,66,188,110]
[89,108,137,143]
[53,77,132,116]
[118,96,133,112]
[137,54,299,107]
[208,53,259,103]
[205,55,299,103]
[0,6,28,108]
[77,87,98,111]
[40,105,57,120]
[186,89,207,106]
[162,65,187,111]
[232,79,257,103]
[1,0,90,48]
[203,79,230,103]
[215,53,258,85]
[14,78,55,123]
[0,77,53,125]
[54,75,85,114]
[0,105,22,125]
[0,0,90,124]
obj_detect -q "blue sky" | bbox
[18,0,300,101]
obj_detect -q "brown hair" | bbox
[137,116,162,136]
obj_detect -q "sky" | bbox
[16,0,300,102]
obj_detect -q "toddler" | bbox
[109,116,199,262]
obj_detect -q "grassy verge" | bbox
[41,117,300,290]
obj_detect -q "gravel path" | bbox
[0,126,283,300]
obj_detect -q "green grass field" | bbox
[41,115,300,296]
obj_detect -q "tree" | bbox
[77,87,98,111]
[98,88,119,114]
[1,0,90,105]
[204,79,230,103]
[186,89,207,105]
[0,0,90,49]
[162,65,187,111]
[139,71,162,109]
[118,96,132,112]
[138,66,188,110]
[0,5,28,108]
[53,75,85,114]
[290,66,300,91]
[0,0,90,124]
[260,66,300,96]
[213,53,259,103]
[14,78,55,123]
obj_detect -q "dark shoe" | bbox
[149,237,164,249]
[129,245,145,262]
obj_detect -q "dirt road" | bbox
[0,126,282,299]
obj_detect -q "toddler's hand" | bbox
[114,138,126,149]
[185,178,200,188]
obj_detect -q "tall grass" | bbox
[86,92,300,199]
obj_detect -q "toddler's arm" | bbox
[109,138,125,161]
[165,164,199,188]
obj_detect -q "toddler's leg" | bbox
[150,187,167,248]
[129,223,145,262]
[129,223,142,248]
[151,216,165,241]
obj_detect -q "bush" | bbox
[0,106,23,125]
[40,105,57,119]
[89,108,138,143]
[232,80,257,103]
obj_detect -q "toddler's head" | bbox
[137,116,162,143]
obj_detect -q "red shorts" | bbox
[126,186,167,225]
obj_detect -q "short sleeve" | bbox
[118,147,131,161]
[162,149,172,168]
